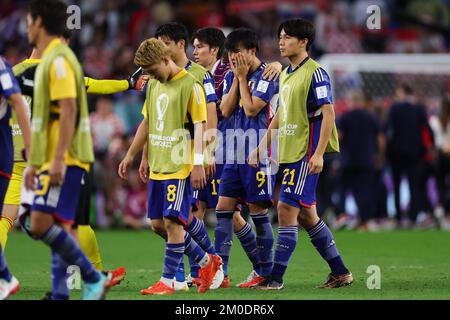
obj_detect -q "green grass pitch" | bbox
[5,229,450,300]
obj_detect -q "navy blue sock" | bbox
[251,213,274,277]
[0,243,12,281]
[272,226,298,283]
[175,258,186,282]
[51,250,69,300]
[163,242,184,280]
[214,211,233,276]
[187,216,213,277]
[235,222,260,273]
[187,216,215,254]
[184,232,206,265]
[188,254,200,278]
[40,225,100,284]
[307,220,349,275]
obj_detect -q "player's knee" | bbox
[151,220,167,239]
[277,201,292,217]
[232,212,246,231]
[192,206,205,221]
[277,202,297,226]
[216,197,235,211]
[163,217,184,235]
[29,225,46,240]
[298,208,318,229]
[297,213,309,226]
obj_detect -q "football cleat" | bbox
[317,272,353,288]
[173,280,189,292]
[192,277,202,287]
[82,272,111,300]
[210,263,225,290]
[252,278,284,290]
[140,280,174,295]
[197,254,222,293]
[236,270,265,288]
[105,267,126,287]
[0,276,20,300]
[220,276,230,288]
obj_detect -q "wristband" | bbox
[194,153,204,166]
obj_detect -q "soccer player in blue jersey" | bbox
[0,56,31,300]
[191,27,283,288]
[248,18,353,290]
[216,28,279,288]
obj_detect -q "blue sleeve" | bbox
[307,67,333,109]
[252,74,278,103]
[0,58,21,98]
[222,71,234,96]
[203,72,218,104]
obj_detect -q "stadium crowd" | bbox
[1,0,449,230]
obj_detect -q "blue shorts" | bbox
[219,163,275,205]
[147,177,192,225]
[193,164,223,210]
[0,176,11,215]
[278,117,322,209]
[31,166,86,224]
[278,158,320,208]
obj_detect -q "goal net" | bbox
[319,54,450,116]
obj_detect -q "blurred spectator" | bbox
[122,170,148,229]
[405,0,449,30]
[429,93,450,229]
[90,96,125,227]
[90,96,125,158]
[82,28,114,79]
[385,84,429,227]
[335,91,385,230]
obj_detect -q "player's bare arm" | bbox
[191,121,207,190]
[139,142,149,183]
[235,53,267,117]
[118,119,148,180]
[308,104,335,175]
[205,100,218,179]
[248,110,280,167]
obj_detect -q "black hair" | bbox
[191,27,226,60]
[28,0,68,36]
[224,28,259,54]
[62,28,72,41]
[155,22,189,50]
[278,18,315,50]
[399,83,413,95]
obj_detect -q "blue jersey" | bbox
[223,62,279,160]
[0,57,21,176]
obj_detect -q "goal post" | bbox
[318,54,450,115]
